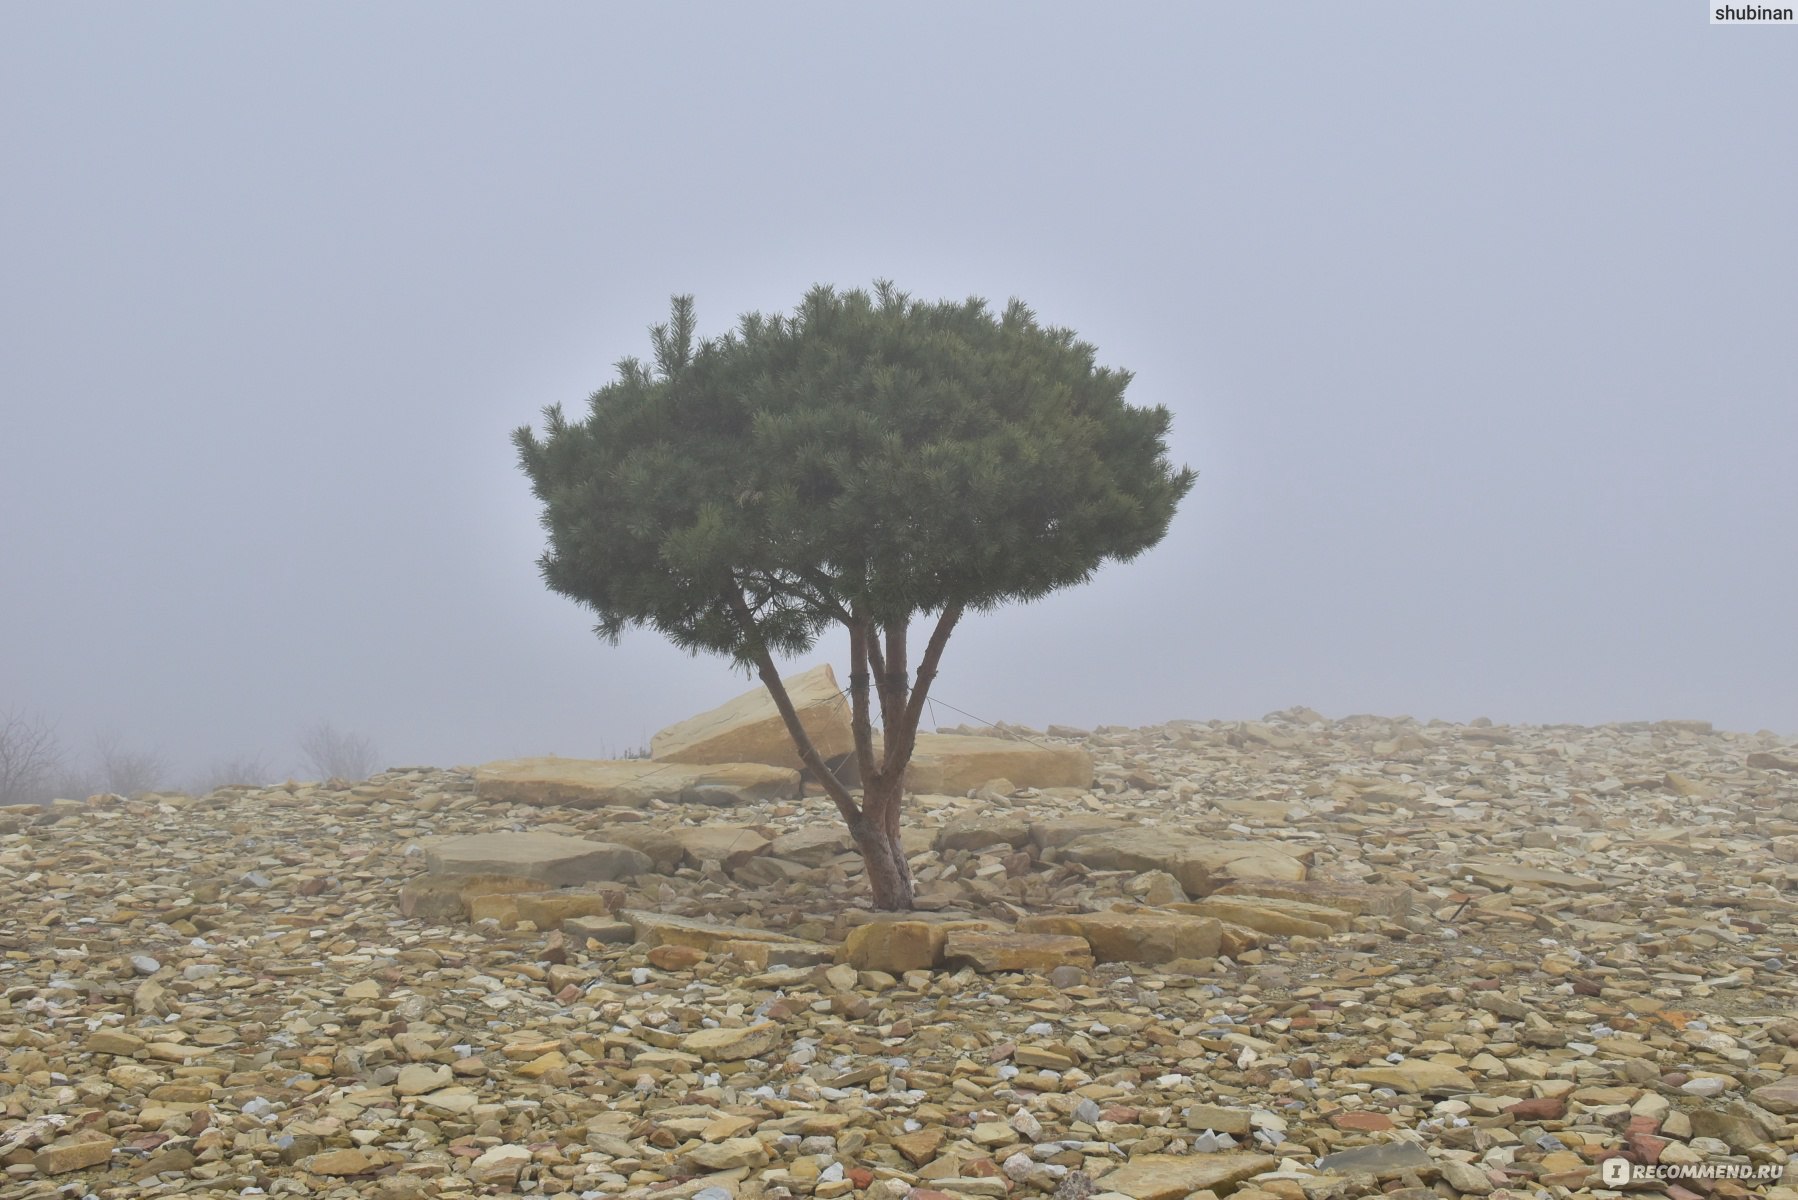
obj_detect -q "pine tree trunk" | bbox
[853,775,914,911]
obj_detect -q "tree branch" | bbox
[846,613,879,798]
[725,585,864,828]
[747,568,850,624]
[864,632,891,773]
[879,619,910,774]
[894,603,963,766]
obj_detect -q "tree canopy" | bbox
[517,283,1193,655]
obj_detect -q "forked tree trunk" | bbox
[728,587,960,913]
[849,773,914,911]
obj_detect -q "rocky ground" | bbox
[5,712,1798,1200]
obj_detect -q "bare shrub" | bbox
[92,731,168,798]
[49,763,102,803]
[298,722,380,782]
[189,753,277,795]
[0,709,63,805]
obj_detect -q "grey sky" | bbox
[3,4,1793,783]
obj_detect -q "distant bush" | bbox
[0,708,62,805]
[298,722,380,782]
[188,753,277,795]
[91,731,169,799]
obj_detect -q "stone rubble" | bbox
[1,710,1796,1200]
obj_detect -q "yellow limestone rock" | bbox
[472,757,797,807]
[1097,1151,1278,1200]
[623,909,808,950]
[904,733,1094,792]
[1018,911,1223,964]
[1175,895,1353,937]
[682,1021,782,1062]
[839,916,996,972]
[1059,828,1308,895]
[1351,1061,1478,1094]
[942,929,1094,973]
[652,662,853,769]
[34,1133,117,1176]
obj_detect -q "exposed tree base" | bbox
[852,819,915,911]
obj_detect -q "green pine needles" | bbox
[515,282,1195,909]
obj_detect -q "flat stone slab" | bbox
[942,929,1094,974]
[471,757,797,808]
[1209,797,1295,822]
[1316,1142,1436,1175]
[1097,1151,1279,1200]
[680,1022,781,1062]
[621,910,805,950]
[396,873,551,920]
[422,832,652,886]
[905,733,1093,792]
[769,826,856,864]
[1351,1061,1478,1095]
[1460,860,1607,893]
[1750,1077,1798,1114]
[1211,877,1413,916]
[1019,910,1222,964]
[651,663,853,770]
[1059,828,1308,895]
[840,917,995,973]
[668,824,771,870]
[1175,895,1354,937]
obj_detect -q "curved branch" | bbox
[893,603,963,766]
[725,585,863,828]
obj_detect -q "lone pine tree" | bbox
[515,283,1194,910]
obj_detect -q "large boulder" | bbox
[839,916,997,973]
[651,663,853,770]
[423,832,652,886]
[904,733,1093,793]
[1059,828,1308,896]
[472,758,797,808]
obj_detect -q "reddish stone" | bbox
[1504,1096,1568,1121]
[1330,1110,1397,1131]
[646,944,705,970]
[1099,1106,1140,1123]
[847,1168,875,1189]
[1625,1114,1662,1137]
[1627,1132,1668,1164]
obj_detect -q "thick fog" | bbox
[2,5,1792,791]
